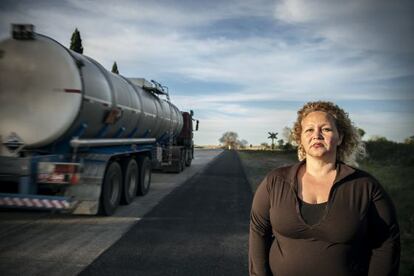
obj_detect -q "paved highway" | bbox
[0,149,253,275]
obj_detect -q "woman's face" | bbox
[300,111,342,160]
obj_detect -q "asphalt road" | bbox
[80,150,252,276]
[0,149,224,276]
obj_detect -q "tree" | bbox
[111,62,119,74]
[218,132,248,150]
[404,135,414,144]
[70,28,83,54]
[277,139,284,148]
[357,128,366,139]
[369,135,388,142]
[268,132,278,150]
[219,131,239,150]
[239,139,249,149]
[260,142,269,149]
[281,127,293,144]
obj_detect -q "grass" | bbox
[238,149,414,275]
[359,161,414,275]
[238,150,297,192]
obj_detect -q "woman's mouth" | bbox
[312,143,324,148]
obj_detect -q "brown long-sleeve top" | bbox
[249,161,400,276]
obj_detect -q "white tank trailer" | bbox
[0,24,198,215]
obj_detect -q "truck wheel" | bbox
[137,156,151,196]
[121,158,138,205]
[185,149,192,167]
[181,150,186,171]
[99,161,122,216]
[174,152,184,173]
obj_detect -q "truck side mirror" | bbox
[196,120,199,131]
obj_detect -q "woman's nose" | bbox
[313,128,323,139]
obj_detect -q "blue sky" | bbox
[1,0,413,145]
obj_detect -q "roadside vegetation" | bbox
[238,140,414,275]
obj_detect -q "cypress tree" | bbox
[70,28,84,54]
[111,62,119,74]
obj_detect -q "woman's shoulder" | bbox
[342,163,379,183]
[339,163,383,192]
[340,164,396,206]
[264,162,301,185]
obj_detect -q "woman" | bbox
[249,101,400,276]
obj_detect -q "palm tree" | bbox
[268,132,278,150]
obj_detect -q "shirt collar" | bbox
[287,159,356,188]
[335,161,356,184]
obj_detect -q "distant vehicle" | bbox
[0,24,199,215]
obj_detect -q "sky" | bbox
[1,0,413,145]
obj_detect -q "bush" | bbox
[281,142,296,152]
[363,140,414,166]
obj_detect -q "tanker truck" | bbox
[0,24,198,215]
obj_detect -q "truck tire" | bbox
[185,149,192,167]
[181,150,186,171]
[174,151,184,173]
[99,161,122,216]
[121,158,138,205]
[137,156,151,196]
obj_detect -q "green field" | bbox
[239,148,414,275]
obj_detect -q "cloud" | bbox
[195,107,297,146]
[274,0,414,54]
[352,110,414,142]
[68,0,274,29]
[2,0,412,102]
[1,0,413,144]
[193,101,414,145]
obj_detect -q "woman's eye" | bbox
[323,128,332,132]
[304,129,313,133]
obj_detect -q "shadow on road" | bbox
[80,150,252,276]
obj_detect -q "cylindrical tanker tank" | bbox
[0,31,183,153]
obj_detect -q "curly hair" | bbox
[292,101,365,166]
